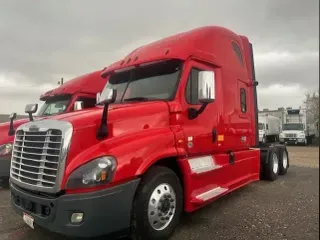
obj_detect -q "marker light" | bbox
[71,213,84,223]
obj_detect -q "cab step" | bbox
[191,186,229,205]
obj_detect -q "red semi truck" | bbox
[0,70,107,182]
[9,26,289,240]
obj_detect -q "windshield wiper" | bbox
[123,97,160,102]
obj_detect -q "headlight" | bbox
[0,143,13,156]
[299,134,305,138]
[66,156,117,189]
[280,133,284,138]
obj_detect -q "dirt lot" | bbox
[0,146,319,240]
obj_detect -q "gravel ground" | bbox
[0,146,318,240]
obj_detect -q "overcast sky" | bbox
[0,0,319,114]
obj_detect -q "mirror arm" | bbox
[188,102,209,120]
[97,104,109,140]
[8,120,15,136]
[28,113,34,121]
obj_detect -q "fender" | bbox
[62,126,180,188]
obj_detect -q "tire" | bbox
[131,166,183,240]
[262,147,279,181]
[278,147,289,175]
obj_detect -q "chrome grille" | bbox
[11,129,62,188]
[285,133,297,138]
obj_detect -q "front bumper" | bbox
[279,137,306,144]
[0,155,11,180]
[10,179,140,238]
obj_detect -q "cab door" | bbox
[178,60,234,186]
[178,60,223,157]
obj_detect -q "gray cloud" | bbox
[0,0,319,114]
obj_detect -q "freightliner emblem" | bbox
[29,125,39,132]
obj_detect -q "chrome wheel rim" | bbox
[148,183,176,231]
[282,151,288,169]
[272,152,279,174]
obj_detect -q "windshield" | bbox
[258,123,264,130]
[38,95,71,116]
[102,59,183,103]
[282,123,304,131]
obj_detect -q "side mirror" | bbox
[97,88,117,105]
[74,101,84,111]
[96,92,101,104]
[188,71,215,120]
[96,89,117,140]
[25,103,38,121]
[8,112,17,136]
[9,113,17,121]
[198,71,215,103]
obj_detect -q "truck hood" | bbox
[45,101,171,165]
[0,118,29,144]
[0,117,47,145]
[46,102,170,132]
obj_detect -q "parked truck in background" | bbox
[9,26,289,240]
[279,108,316,145]
[0,70,107,183]
[258,113,281,143]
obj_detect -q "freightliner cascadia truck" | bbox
[9,26,289,240]
[0,70,107,183]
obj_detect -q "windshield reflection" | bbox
[37,95,71,116]
[101,59,183,103]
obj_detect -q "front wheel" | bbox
[131,166,183,240]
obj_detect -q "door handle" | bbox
[212,129,217,142]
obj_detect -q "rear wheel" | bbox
[279,147,289,175]
[262,148,279,181]
[131,166,183,240]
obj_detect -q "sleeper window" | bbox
[232,42,244,66]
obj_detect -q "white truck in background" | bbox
[258,113,281,143]
[279,108,316,145]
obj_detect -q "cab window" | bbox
[185,68,201,105]
[240,88,247,113]
[76,97,97,108]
